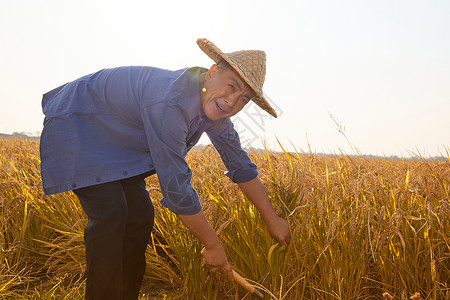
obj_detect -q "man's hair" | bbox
[217,59,232,71]
[217,58,256,98]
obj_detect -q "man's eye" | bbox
[242,98,250,104]
[229,84,235,90]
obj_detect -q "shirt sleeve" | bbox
[142,101,202,215]
[207,121,258,183]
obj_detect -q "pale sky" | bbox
[1,0,449,157]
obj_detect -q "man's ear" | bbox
[204,64,219,81]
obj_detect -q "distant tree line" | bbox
[0,132,40,140]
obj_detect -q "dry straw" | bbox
[1,137,449,299]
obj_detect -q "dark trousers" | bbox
[73,173,155,300]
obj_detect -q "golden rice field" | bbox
[1,137,449,299]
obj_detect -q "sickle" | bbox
[232,269,264,299]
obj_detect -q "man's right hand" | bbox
[201,242,234,281]
[177,212,234,281]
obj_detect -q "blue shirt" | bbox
[40,66,258,215]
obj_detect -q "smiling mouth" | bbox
[216,102,227,114]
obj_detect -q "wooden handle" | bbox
[232,269,256,293]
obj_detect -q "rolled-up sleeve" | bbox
[142,101,202,215]
[207,122,258,183]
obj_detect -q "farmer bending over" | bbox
[39,38,291,300]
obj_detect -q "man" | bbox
[40,38,291,299]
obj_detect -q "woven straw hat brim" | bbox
[197,38,277,118]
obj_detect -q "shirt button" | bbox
[72,183,77,189]
[123,171,128,176]
[96,177,101,183]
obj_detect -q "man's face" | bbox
[201,64,254,121]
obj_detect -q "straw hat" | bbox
[197,38,277,118]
